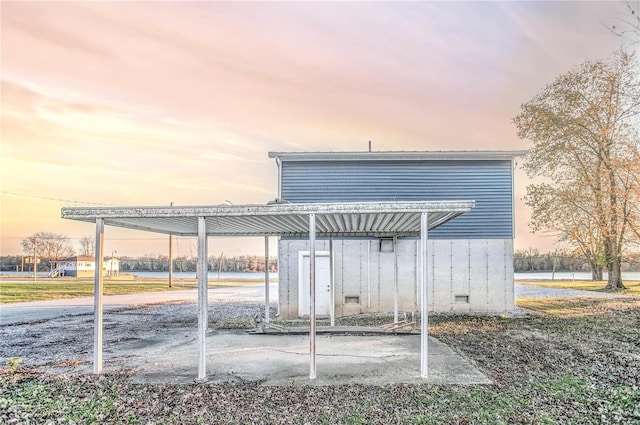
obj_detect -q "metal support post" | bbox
[309,213,317,380]
[264,236,270,323]
[329,236,335,327]
[367,240,371,308]
[93,218,105,374]
[393,235,398,324]
[420,213,429,378]
[197,217,208,380]
[168,235,173,288]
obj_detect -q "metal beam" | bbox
[62,201,475,221]
[197,216,208,380]
[420,212,429,378]
[268,150,527,162]
[93,218,104,374]
[309,213,316,380]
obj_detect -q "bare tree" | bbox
[22,232,75,266]
[607,1,640,45]
[78,236,95,257]
[514,51,640,290]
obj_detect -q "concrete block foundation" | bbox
[278,238,515,318]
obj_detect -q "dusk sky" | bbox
[0,1,631,258]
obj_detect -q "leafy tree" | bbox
[514,51,640,290]
[22,232,75,266]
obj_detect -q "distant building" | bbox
[50,256,119,277]
[269,150,522,318]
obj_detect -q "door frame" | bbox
[298,251,331,317]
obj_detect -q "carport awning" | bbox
[62,199,476,380]
[61,201,475,237]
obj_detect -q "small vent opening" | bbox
[345,296,360,304]
[379,238,394,252]
[455,295,469,304]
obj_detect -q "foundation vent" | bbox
[455,295,470,304]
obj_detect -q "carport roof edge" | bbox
[61,200,475,237]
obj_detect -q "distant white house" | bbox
[50,256,119,277]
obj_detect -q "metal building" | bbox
[269,150,524,318]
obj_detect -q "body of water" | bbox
[130,271,278,279]
[515,271,640,281]
[0,271,277,279]
[2,270,638,281]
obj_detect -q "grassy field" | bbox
[517,279,640,295]
[0,277,267,304]
[1,297,639,424]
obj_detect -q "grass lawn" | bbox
[0,278,267,304]
[1,297,639,424]
[518,279,640,295]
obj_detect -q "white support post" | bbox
[367,240,371,309]
[416,239,420,309]
[309,213,317,380]
[93,218,105,374]
[197,217,208,380]
[329,236,335,327]
[420,213,429,378]
[393,235,398,324]
[264,236,270,323]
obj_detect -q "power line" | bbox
[1,190,116,206]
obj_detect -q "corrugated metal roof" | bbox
[269,150,526,162]
[61,201,474,237]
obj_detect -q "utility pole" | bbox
[32,237,37,281]
[169,202,173,288]
[169,235,173,288]
[217,252,224,280]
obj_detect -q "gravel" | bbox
[0,300,275,370]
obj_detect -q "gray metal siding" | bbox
[280,160,513,239]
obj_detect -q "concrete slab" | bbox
[113,330,491,386]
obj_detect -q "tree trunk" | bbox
[589,261,603,281]
[605,256,625,290]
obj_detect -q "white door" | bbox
[299,251,331,317]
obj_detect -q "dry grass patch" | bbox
[0,278,267,304]
[517,297,640,316]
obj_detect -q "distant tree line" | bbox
[514,248,640,273]
[0,254,278,273]
[118,254,278,273]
